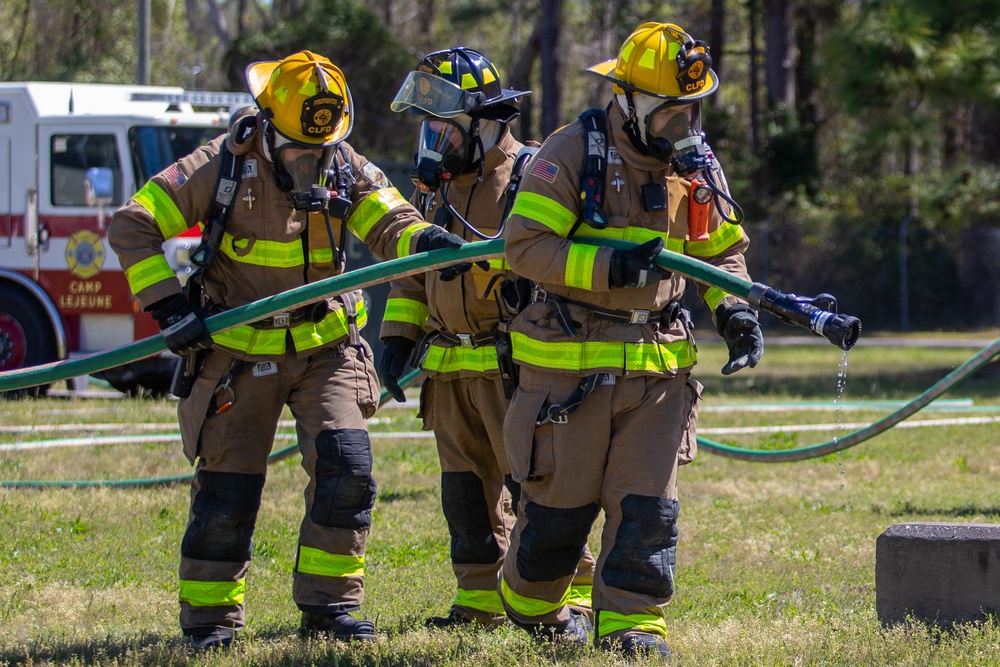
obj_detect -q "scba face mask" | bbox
[618,93,708,174]
[412,116,475,192]
[272,132,337,211]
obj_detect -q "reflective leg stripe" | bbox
[567,584,592,609]
[296,545,365,578]
[454,587,506,615]
[596,610,668,639]
[179,578,246,607]
[500,576,569,618]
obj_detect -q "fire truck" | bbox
[0,82,253,395]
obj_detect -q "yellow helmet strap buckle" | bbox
[300,92,345,141]
[675,40,713,96]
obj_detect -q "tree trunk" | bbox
[539,0,562,137]
[511,20,542,141]
[709,0,726,107]
[748,0,760,154]
[763,0,794,109]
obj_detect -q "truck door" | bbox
[0,135,9,245]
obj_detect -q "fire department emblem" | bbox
[65,229,105,279]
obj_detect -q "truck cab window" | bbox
[129,126,222,186]
[51,134,122,207]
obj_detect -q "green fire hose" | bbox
[10,235,988,489]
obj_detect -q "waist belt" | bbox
[531,286,681,328]
[434,330,497,348]
[248,301,330,330]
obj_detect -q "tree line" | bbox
[2,0,998,329]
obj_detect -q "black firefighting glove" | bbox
[716,303,764,375]
[608,237,670,289]
[415,226,489,281]
[378,336,416,403]
[148,293,213,356]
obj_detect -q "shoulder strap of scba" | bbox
[501,143,540,222]
[189,116,255,270]
[570,108,609,237]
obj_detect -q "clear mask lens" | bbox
[646,103,700,150]
[412,117,473,190]
[276,142,334,193]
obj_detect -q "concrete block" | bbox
[876,522,1000,625]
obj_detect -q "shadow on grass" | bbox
[878,502,1000,519]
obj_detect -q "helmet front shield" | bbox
[391,71,480,118]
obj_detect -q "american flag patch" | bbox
[162,164,187,189]
[529,159,560,183]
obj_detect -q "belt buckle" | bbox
[630,309,650,325]
[457,333,473,347]
[272,312,291,327]
[531,286,549,303]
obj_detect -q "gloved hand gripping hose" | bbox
[747,284,861,351]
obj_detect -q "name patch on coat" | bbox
[242,159,259,179]
[252,361,278,377]
[608,146,622,165]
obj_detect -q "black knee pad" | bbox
[441,471,501,564]
[504,475,522,518]
[603,495,680,598]
[311,429,377,530]
[517,501,599,582]
[182,471,265,562]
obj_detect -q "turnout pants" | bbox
[499,366,700,641]
[421,374,596,624]
[176,343,380,635]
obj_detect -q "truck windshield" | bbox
[128,126,225,185]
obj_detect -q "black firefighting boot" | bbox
[513,610,589,646]
[299,612,377,641]
[598,630,671,660]
[185,626,235,651]
[425,611,473,628]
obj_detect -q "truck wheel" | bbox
[0,285,58,398]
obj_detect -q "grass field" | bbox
[2,334,1000,666]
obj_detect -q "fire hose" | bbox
[10,237,989,489]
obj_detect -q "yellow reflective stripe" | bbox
[289,302,368,352]
[487,257,508,270]
[704,287,729,313]
[399,222,432,258]
[510,192,577,237]
[384,297,429,328]
[179,578,246,607]
[567,584,592,609]
[297,545,365,578]
[579,226,685,253]
[132,181,190,240]
[511,333,697,373]
[565,243,598,290]
[454,588,506,615]
[685,223,745,258]
[124,254,175,294]
[348,188,409,240]
[213,326,286,356]
[214,302,367,356]
[597,610,668,639]
[310,247,333,265]
[220,232,304,268]
[500,577,569,618]
[422,343,499,374]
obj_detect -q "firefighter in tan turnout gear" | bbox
[108,50,474,650]
[498,23,764,658]
[378,48,597,628]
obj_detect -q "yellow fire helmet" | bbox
[245,50,353,146]
[586,22,719,100]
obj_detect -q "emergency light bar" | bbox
[130,91,255,110]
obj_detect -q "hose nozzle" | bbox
[748,284,862,351]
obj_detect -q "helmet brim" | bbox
[585,59,719,101]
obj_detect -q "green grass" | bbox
[1,338,1000,665]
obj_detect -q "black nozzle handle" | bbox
[748,283,862,351]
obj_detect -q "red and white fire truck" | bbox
[0,82,252,395]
